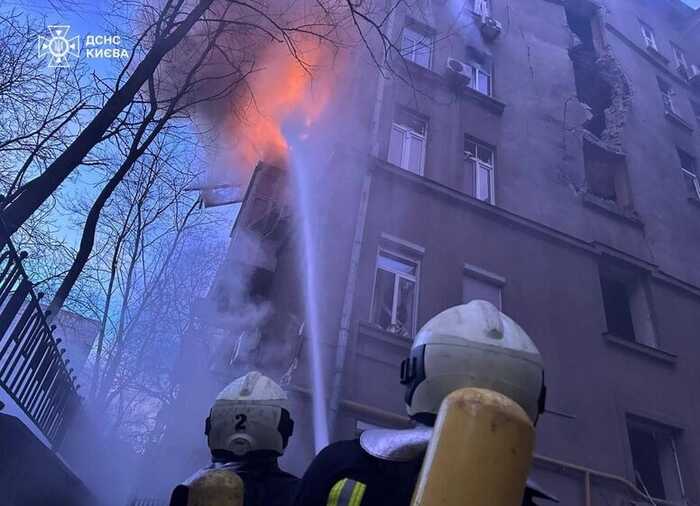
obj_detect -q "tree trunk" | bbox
[45,154,135,319]
[0,0,214,235]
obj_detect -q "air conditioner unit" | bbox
[480,16,503,40]
[446,58,472,85]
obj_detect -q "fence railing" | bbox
[0,228,80,445]
[129,498,168,506]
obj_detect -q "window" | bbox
[469,61,492,96]
[678,148,700,200]
[371,250,418,338]
[464,138,495,204]
[401,26,433,69]
[658,78,676,115]
[463,264,504,309]
[599,265,657,347]
[470,0,490,16]
[671,43,688,73]
[388,110,427,175]
[640,22,657,50]
[583,141,632,210]
[627,416,686,501]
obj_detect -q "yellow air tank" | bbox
[411,387,534,506]
[169,468,244,506]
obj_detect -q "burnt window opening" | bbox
[583,140,632,209]
[599,264,657,347]
[627,417,686,501]
[639,21,658,51]
[678,148,700,200]
[600,276,635,341]
[657,78,677,115]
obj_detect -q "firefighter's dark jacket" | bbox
[294,439,554,506]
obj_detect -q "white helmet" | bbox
[206,371,294,457]
[400,301,546,424]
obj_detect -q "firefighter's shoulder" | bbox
[307,439,370,480]
[294,439,369,506]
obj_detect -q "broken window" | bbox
[640,21,657,50]
[627,417,686,501]
[470,0,490,17]
[388,110,427,175]
[583,140,631,209]
[671,43,688,74]
[401,26,433,69]
[371,250,418,338]
[658,78,676,115]
[464,137,495,203]
[599,264,657,347]
[678,148,700,200]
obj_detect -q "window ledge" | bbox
[398,58,505,116]
[461,86,506,115]
[603,332,677,364]
[401,58,444,85]
[646,45,669,65]
[582,192,644,228]
[358,320,412,350]
[665,111,693,131]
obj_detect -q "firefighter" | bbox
[294,300,558,506]
[170,371,300,506]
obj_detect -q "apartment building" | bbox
[156,0,700,503]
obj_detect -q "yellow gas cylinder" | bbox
[169,468,244,506]
[411,387,535,506]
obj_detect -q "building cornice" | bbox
[372,159,700,300]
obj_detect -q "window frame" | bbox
[464,137,496,204]
[388,110,427,176]
[470,0,490,17]
[369,248,420,339]
[470,62,492,96]
[400,26,434,70]
[681,169,700,200]
[625,415,687,502]
[657,78,676,115]
[678,148,700,200]
[462,263,505,309]
[670,43,688,71]
[640,21,657,50]
[598,262,658,348]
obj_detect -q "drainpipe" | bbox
[327,6,395,435]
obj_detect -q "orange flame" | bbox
[228,39,336,170]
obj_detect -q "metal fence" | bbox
[129,498,168,506]
[0,228,80,445]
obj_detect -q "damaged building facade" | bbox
[153,0,700,504]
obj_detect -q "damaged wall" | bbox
[566,2,632,154]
